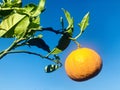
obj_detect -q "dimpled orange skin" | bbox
[65,47,102,82]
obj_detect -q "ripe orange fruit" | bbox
[65,47,102,82]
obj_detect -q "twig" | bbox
[0,38,26,59]
[0,39,17,59]
[7,50,62,65]
[7,50,54,61]
[37,27,64,34]
[69,38,81,48]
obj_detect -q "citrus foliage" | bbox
[0,0,90,73]
[0,0,44,38]
[47,9,74,56]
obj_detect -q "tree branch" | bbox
[34,27,64,34]
[0,39,17,59]
[0,38,26,59]
[7,50,55,61]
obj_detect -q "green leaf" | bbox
[0,13,26,38]
[47,9,74,56]
[22,4,37,15]
[12,0,22,6]
[10,0,22,7]
[74,12,90,40]
[32,0,46,17]
[27,37,50,52]
[62,8,74,29]
[0,0,22,9]
[39,0,45,11]
[50,33,71,54]
[78,12,89,32]
[0,0,22,18]
[45,64,60,73]
[0,9,13,18]
[14,16,30,38]
[28,16,41,30]
[49,48,62,55]
[0,4,39,38]
[26,16,41,37]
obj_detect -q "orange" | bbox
[65,47,102,82]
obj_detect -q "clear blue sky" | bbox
[0,0,120,90]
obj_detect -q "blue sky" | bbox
[0,0,120,90]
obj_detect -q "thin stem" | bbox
[60,17,64,31]
[70,38,80,48]
[0,38,25,59]
[32,0,45,17]
[36,27,64,34]
[69,30,83,48]
[8,50,44,57]
[15,39,28,48]
[0,39,17,59]
[74,30,82,40]
[7,50,57,62]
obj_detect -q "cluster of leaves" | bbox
[0,0,89,73]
